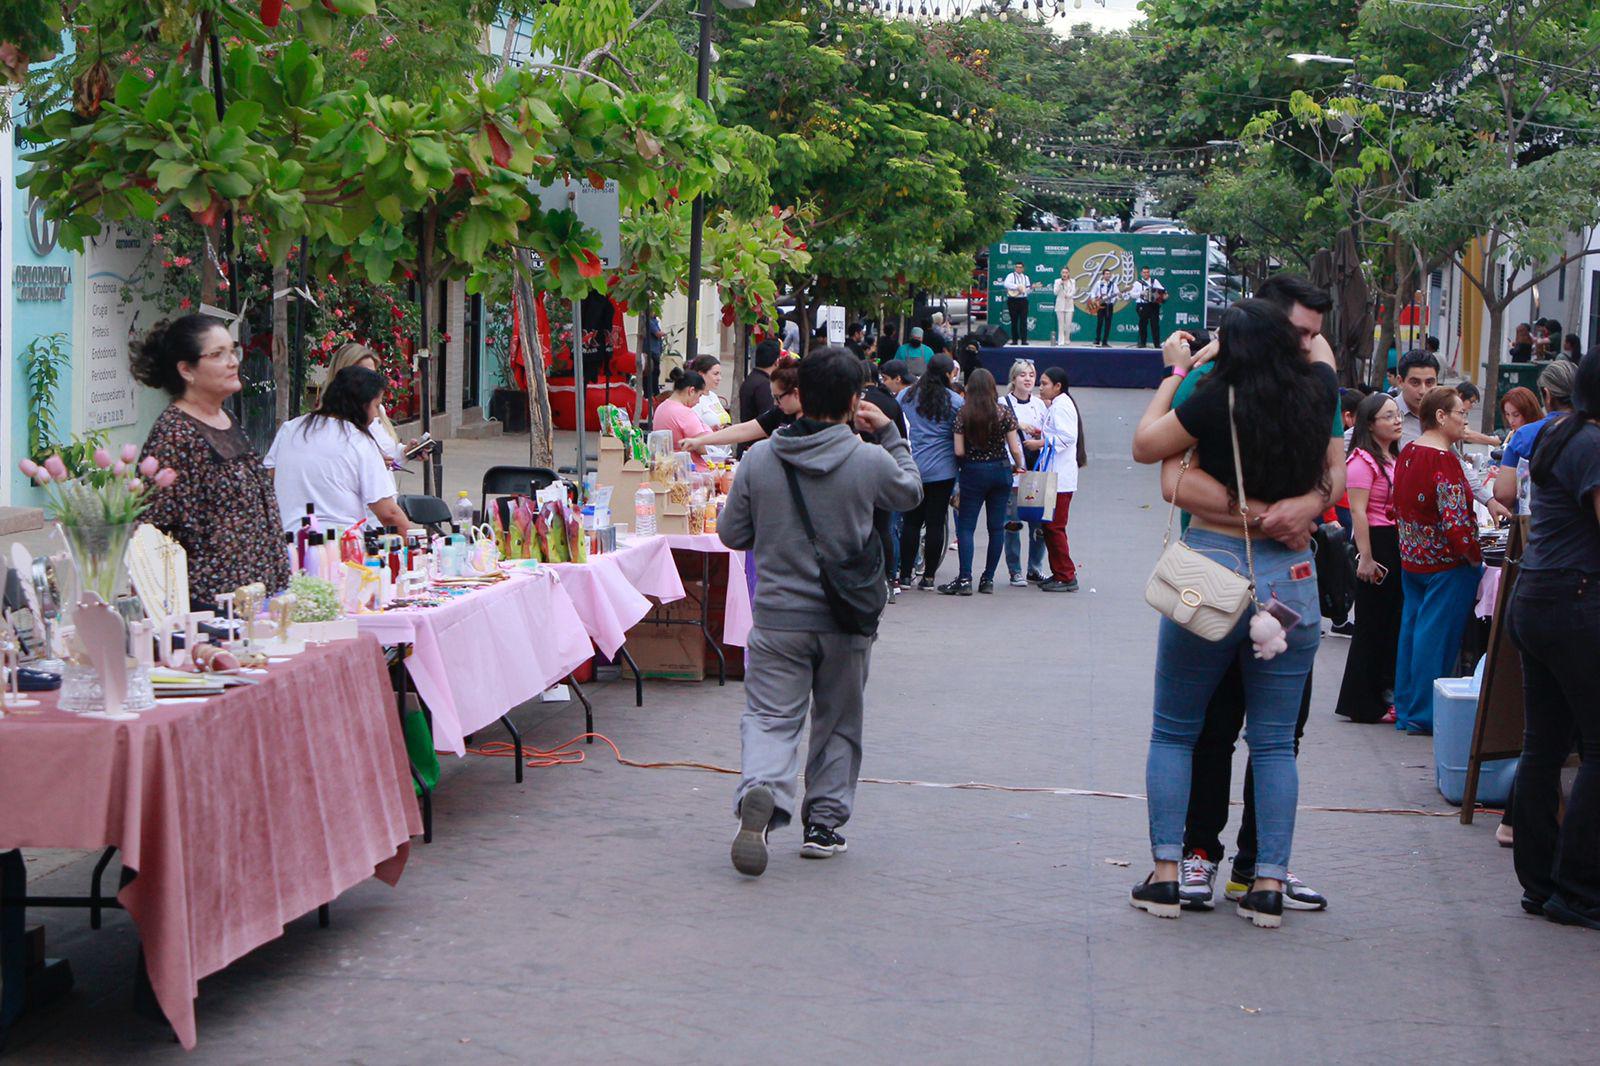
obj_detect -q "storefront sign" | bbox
[531,175,623,269]
[14,263,72,301]
[82,229,153,430]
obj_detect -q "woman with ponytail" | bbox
[896,352,964,591]
[652,366,713,466]
[1508,350,1600,929]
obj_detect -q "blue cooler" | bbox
[1433,676,1518,806]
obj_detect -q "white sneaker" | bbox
[1179,853,1218,910]
[1008,572,1028,587]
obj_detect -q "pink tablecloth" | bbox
[1476,565,1502,619]
[655,533,754,647]
[354,569,593,755]
[0,637,419,1049]
[543,537,686,658]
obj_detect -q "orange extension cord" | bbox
[465,733,1500,819]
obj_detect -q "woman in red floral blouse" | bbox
[133,315,291,609]
[1393,386,1484,735]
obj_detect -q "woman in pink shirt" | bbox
[651,368,713,468]
[1335,393,1406,723]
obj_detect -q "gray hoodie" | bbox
[718,418,923,632]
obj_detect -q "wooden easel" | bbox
[1460,516,1527,824]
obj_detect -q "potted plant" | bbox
[486,302,529,433]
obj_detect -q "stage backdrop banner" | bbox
[988,231,1210,346]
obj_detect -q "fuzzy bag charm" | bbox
[1249,610,1288,661]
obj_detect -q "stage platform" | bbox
[977,344,1162,389]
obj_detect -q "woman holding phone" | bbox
[1334,393,1406,723]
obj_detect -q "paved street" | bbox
[7,386,1598,1064]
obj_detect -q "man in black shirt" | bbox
[735,339,783,459]
[846,323,869,359]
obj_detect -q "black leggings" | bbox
[898,478,955,584]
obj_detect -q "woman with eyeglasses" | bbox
[1391,386,1484,736]
[682,355,804,455]
[1334,393,1406,724]
[133,314,290,609]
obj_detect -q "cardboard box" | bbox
[621,622,707,681]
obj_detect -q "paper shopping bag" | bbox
[1017,468,1056,523]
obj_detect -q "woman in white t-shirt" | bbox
[1001,359,1050,585]
[688,355,734,461]
[265,366,413,533]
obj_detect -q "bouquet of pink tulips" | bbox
[20,443,178,529]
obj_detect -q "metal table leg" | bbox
[499,715,524,784]
[618,644,643,707]
[699,553,726,686]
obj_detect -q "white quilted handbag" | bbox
[1144,386,1258,641]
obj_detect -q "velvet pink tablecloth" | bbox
[543,537,686,658]
[655,533,753,647]
[0,637,419,1050]
[354,569,593,754]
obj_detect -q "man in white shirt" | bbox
[1089,268,1119,347]
[1002,262,1033,346]
[1132,268,1166,348]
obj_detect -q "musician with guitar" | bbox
[1088,267,1120,348]
[1002,261,1034,346]
[1133,267,1167,348]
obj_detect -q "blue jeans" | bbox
[1394,563,1482,734]
[1005,516,1047,578]
[955,460,1012,581]
[1145,529,1321,882]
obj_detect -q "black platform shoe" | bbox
[1129,874,1181,919]
[1236,888,1284,929]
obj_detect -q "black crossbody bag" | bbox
[778,459,888,637]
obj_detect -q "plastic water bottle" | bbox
[634,485,657,537]
[452,490,475,530]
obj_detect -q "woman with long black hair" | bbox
[1129,299,1341,928]
[1334,392,1406,723]
[942,368,1024,595]
[896,352,964,590]
[264,365,412,532]
[1508,350,1600,928]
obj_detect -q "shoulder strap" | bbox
[1226,387,1257,592]
[779,458,823,548]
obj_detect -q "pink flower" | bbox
[139,456,159,477]
[128,479,144,494]
[43,455,68,480]
[113,460,127,475]
[35,469,53,484]
[18,459,40,479]
[120,442,139,463]
[154,468,178,489]
[93,447,113,469]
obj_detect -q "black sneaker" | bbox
[1521,893,1548,916]
[1329,620,1356,637]
[937,578,972,596]
[1026,569,1047,584]
[1226,869,1327,911]
[1129,874,1181,919]
[801,823,847,859]
[977,577,994,594]
[1236,888,1284,928]
[917,577,936,591]
[731,786,775,877]
[1543,895,1600,930]
[1039,578,1079,592]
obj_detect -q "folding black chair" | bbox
[396,494,454,537]
[480,465,559,528]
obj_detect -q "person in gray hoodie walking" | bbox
[718,346,924,876]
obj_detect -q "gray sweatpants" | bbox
[734,625,874,831]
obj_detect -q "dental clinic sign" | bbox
[14,263,72,301]
[81,227,155,430]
